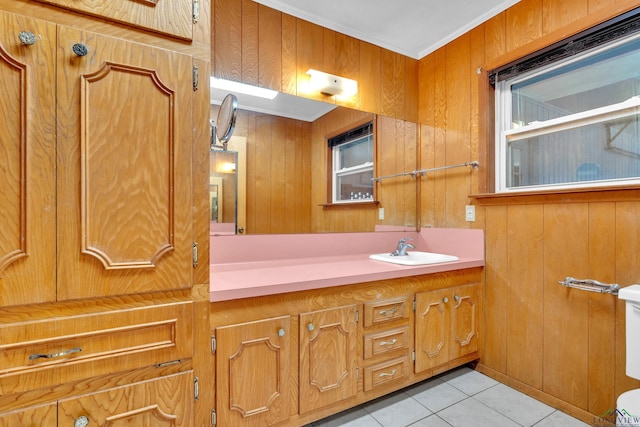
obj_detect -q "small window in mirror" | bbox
[329,121,374,203]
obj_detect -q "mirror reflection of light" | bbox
[210,76,278,100]
[221,162,236,173]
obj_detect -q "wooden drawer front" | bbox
[363,297,409,327]
[364,357,411,391]
[33,0,193,40]
[0,301,192,394]
[363,327,410,359]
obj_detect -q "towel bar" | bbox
[558,277,620,295]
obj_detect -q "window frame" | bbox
[325,118,376,205]
[494,31,640,193]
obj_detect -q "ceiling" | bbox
[253,0,521,59]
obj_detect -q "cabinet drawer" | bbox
[363,326,410,359]
[363,297,410,327]
[0,301,193,395]
[364,357,411,391]
[33,0,193,40]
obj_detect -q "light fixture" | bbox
[306,69,358,97]
[210,76,278,100]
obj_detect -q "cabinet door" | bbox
[58,372,193,426]
[0,11,56,306]
[216,316,291,427]
[299,305,358,414]
[33,0,193,40]
[56,26,193,300]
[415,288,450,373]
[450,283,480,360]
[0,403,56,427]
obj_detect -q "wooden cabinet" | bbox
[299,305,359,414]
[34,0,194,40]
[0,0,208,424]
[415,283,482,373]
[55,24,193,301]
[0,9,194,304]
[57,372,193,426]
[0,403,56,426]
[209,269,484,426]
[0,12,57,307]
[362,297,411,392]
[215,316,291,427]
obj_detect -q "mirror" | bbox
[210,92,418,235]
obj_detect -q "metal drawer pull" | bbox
[29,346,82,360]
[307,323,315,332]
[278,328,286,337]
[379,369,397,378]
[74,416,89,427]
[379,339,397,346]
[19,31,37,45]
[379,307,398,316]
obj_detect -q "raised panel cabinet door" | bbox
[56,26,193,300]
[415,289,450,373]
[58,371,194,426]
[0,402,56,427]
[299,305,358,414]
[450,283,481,360]
[33,0,193,40]
[216,316,291,427]
[0,11,56,306]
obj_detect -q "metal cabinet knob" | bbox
[454,295,461,302]
[72,43,88,56]
[278,328,285,337]
[307,323,315,332]
[74,416,89,427]
[443,297,448,303]
[19,31,37,45]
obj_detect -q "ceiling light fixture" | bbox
[306,69,358,97]
[210,76,278,100]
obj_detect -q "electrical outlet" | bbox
[465,205,476,222]
[378,208,384,220]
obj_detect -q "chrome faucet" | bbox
[390,237,415,256]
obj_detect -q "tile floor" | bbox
[307,366,592,427]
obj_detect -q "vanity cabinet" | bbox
[299,305,359,414]
[215,316,292,427]
[415,283,482,373]
[210,268,483,426]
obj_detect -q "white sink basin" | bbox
[369,251,459,266]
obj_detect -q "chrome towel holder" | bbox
[558,277,621,295]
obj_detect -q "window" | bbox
[494,13,640,192]
[329,121,374,203]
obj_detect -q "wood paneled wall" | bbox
[212,107,314,234]
[212,0,418,122]
[417,0,640,422]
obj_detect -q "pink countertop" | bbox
[210,228,484,302]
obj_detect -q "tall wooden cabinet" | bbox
[0,0,210,424]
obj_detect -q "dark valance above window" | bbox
[489,7,640,85]
[328,121,373,148]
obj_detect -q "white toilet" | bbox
[618,285,640,426]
